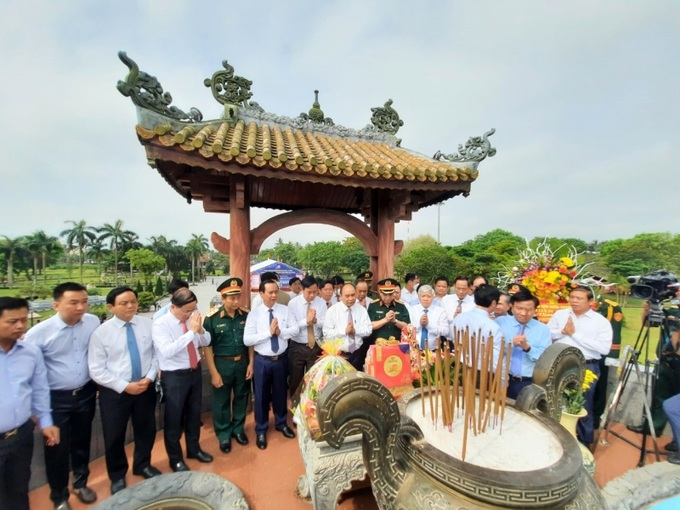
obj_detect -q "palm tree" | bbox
[97,220,136,284]
[24,231,59,284]
[0,235,23,287]
[86,239,110,281]
[61,220,97,283]
[185,233,209,284]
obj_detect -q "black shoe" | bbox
[133,466,162,479]
[187,450,213,463]
[54,502,73,510]
[666,440,678,452]
[668,452,680,465]
[110,479,126,495]
[73,486,97,503]
[277,425,296,439]
[233,432,249,446]
[219,439,232,453]
[627,423,663,436]
[256,434,267,450]
[171,461,190,472]
[627,424,646,434]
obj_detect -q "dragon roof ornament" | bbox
[116,52,203,123]
[433,129,497,163]
[203,60,263,112]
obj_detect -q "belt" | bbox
[214,354,244,362]
[51,380,94,396]
[164,364,201,374]
[1,421,31,441]
[256,352,286,361]
[509,375,532,382]
[585,359,600,364]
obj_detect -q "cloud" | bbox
[1,0,679,252]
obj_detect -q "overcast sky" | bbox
[2,1,678,250]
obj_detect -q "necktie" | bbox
[269,308,280,352]
[420,309,429,350]
[455,299,463,317]
[510,323,525,376]
[306,302,316,349]
[125,322,142,381]
[347,307,356,353]
[181,320,198,369]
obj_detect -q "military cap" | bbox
[359,270,373,282]
[217,277,243,295]
[377,278,399,294]
[507,283,530,296]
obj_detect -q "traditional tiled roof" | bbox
[135,121,478,183]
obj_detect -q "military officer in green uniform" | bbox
[203,278,253,453]
[359,271,379,300]
[355,278,411,369]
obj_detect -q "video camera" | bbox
[628,270,679,328]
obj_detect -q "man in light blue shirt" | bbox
[24,282,100,509]
[0,297,59,510]
[452,284,505,373]
[496,289,551,399]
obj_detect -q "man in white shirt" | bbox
[152,288,212,472]
[547,286,613,446]
[442,276,475,328]
[355,279,371,310]
[401,273,421,306]
[409,285,449,350]
[88,287,160,495]
[323,283,372,370]
[287,276,327,402]
[319,279,336,308]
[287,277,302,300]
[244,280,299,450]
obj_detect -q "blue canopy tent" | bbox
[249,259,305,291]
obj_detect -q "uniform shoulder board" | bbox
[239,307,250,313]
[395,299,406,305]
[370,298,380,304]
[206,307,220,317]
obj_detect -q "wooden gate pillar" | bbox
[229,175,251,308]
[370,190,395,283]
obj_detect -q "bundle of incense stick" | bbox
[418,326,510,461]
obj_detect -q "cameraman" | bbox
[628,288,680,441]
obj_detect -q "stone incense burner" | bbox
[317,344,605,509]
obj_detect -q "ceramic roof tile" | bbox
[135,121,475,184]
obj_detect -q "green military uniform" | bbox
[203,306,250,442]
[593,297,624,428]
[367,299,411,341]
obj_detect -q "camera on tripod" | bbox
[628,270,679,328]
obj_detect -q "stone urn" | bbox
[317,343,606,509]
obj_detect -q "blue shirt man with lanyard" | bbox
[0,297,59,510]
[496,289,551,399]
[24,282,100,509]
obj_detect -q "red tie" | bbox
[181,320,198,369]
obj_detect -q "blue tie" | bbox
[420,309,429,350]
[125,322,142,381]
[269,308,280,353]
[510,323,524,376]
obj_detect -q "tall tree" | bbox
[186,233,209,283]
[24,231,58,284]
[0,235,23,287]
[97,220,136,284]
[86,239,110,280]
[61,220,97,283]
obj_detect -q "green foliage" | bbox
[137,291,155,309]
[297,241,345,277]
[394,245,461,284]
[135,281,143,294]
[16,283,52,300]
[259,238,301,266]
[450,229,525,278]
[600,233,680,278]
[124,248,165,283]
[154,276,164,296]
